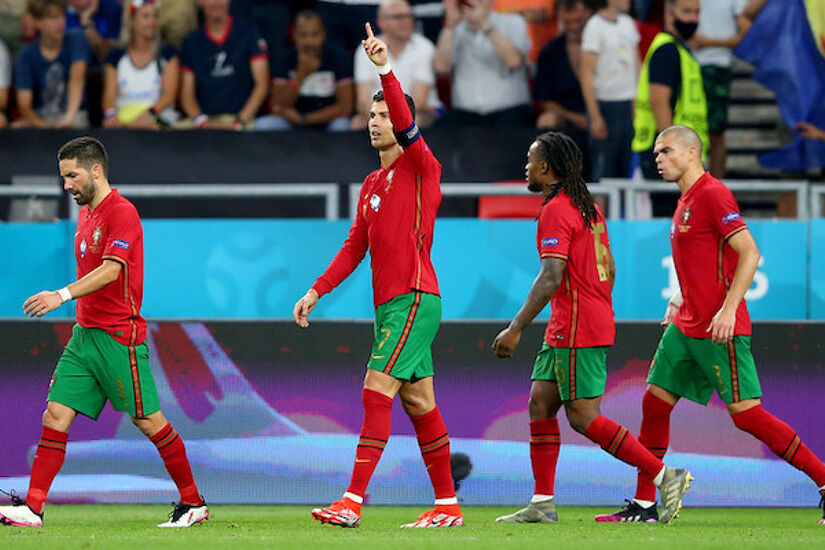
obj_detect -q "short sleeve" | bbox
[581,18,600,54]
[179,32,196,71]
[103,204,141,264]
[271,50,291,80]
[413,37,436,85]
[160,43,178,62]
[0,40,10,88]
[331,46,353,82]
[68,30,92,63]
[247,25,268,61]
[706,185,747,239]
[648,43,680,87]
[14,46,34,90]
[537,201,575,260]
[507,14,530,56]
[353,47,372,84]
[104,47,123,68]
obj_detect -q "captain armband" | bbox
[395,121,421,147]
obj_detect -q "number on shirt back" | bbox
[591,222,609,282]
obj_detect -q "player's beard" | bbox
[74,180,96,205]
[527,179,543,193]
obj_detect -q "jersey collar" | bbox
[206,16,233,46]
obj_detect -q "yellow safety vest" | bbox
[632,32,709,157]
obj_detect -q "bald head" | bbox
[658,125,703,158]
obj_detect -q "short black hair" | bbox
[371,90,416,120]
[58,136,109,177]
[294,9,323,25]
[558,0,587,11]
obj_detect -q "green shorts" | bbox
[648,324,762,405]
[701,65,732,134]
[531,343,608,401]
[367,292,441,382]
[48,324,161,420]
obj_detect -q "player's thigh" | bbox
[695,335,763,405]
[529,379,563,419]
[647,324,714,405]
[47,324,108,420]
[87,328,160,419]
[367,292,440,382]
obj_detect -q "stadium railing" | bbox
[600,178,810,220]
[810,184,825,219]
[0,182,341,221]
[1,179,816,220]
[348,182,623,219]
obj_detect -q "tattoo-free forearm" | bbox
[66,260,122,299]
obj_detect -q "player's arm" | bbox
[362,23,432,167]
[56,60,86,128]
[293,201,370,327]
[608,247,616,293]
[662,288,682,327]
[238,56,269,126]
[708,228,759,345]
[492,257,566,358]
[23,259,122,318]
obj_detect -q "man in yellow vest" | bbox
[633,0,708,215]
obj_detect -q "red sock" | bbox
[411,406,456,502]
[345,389,393,504]
[530,418,560,496]
[150,423,202,506]
[635,391,674,502]
[26,427,69,514]
[732,405,825,487]
[585,415,664,480]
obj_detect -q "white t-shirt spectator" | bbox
[581,12,639,102]
[695,0,748,67]
[0,38,10,89]
[451,12,530,114]
[354,32,440,109]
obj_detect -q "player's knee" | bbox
[528,395,550,420]
[564,405,597,434]
[400,393,434,417]
[42,405,70,431]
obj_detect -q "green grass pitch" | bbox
[0,505,821,549]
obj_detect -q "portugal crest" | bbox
[92,226,102,245]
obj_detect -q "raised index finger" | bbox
[365,22,375,39]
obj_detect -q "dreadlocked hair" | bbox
[535,131,600,227]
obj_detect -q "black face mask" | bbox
[674,18,698,41]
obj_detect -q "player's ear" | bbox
[91,163,103,180]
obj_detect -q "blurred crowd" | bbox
[1,0,822,180]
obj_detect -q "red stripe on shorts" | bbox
[383,293,422,374]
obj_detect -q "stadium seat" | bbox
[477,181,543,219]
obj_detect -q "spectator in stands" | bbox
[692,0,750,178]
[316,0,379,53]
[66,0,121,63]
[533,0,591,174]
[351,0,439,130]
[102,0,179,129]
[258,10,353,131]
[13,0,90,128]
[632,0,706,216]
[0,37,9,127]
[493,0,556,65]
[433,0,531,126]
[178,0,270,130]
[580,0,639,181]
[231,0,290,55]
[0,0,27,56]
[119,0,198,50]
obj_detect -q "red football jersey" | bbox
[537,192,615,348]
[312,71,442,307]
[75,189,147,346]
[671,172,750,338]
